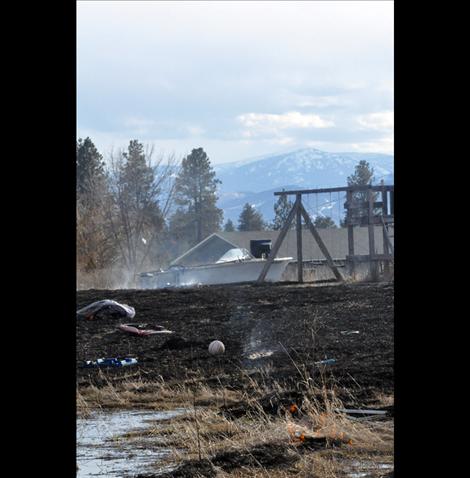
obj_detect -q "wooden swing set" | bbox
[256,184,394,283]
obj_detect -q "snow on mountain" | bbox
[215,148,394,225]
[215,148,393,194]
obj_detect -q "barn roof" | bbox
[170,233,240,267]
[170,226,392,266]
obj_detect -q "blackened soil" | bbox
[135,443,300,477]
[77,282,393,406]
[136,459,217,478]
[211,443,300,470]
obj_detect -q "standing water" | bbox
[77,409,186,477]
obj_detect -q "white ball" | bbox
[208,340,225,355]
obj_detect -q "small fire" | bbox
[287,423,305,442]
[286,421,353,445]
[289,404,298,414]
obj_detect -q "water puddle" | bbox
[77,408,186,477]
[346,460,393,477]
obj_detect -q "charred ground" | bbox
[77,282,393,407]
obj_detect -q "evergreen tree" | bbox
[172,148,223,244]
[347,160,375,189]
[76,137,116,272]
[168,207,196,254]
[272,193,294,230]
[238,203,265,231]
[224,219,235,232]
[76,137,106,196]
[313,216,337,228]
[345,160,376,225]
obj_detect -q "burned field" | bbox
[77,282,393,408]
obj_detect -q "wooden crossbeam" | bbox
[346,215,394,226]
[344,200,384,209]
[346,254,394,263]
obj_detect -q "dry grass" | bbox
[77,376,245,416]
[371,391,394,408]
[78,375,393,477]
[151,401,392,477]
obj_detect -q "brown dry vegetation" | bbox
[78,376,393,477]
[77,282,393,477]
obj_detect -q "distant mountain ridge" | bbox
[214,148,394,225]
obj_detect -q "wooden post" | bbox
[367,187,378,281]
[256,197,298,283]
[381,185,390,275]
[299,203,343,282]
[346,189,355,278]
[381,217,395,257]
[296,194,303,283]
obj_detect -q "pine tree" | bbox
[347,160,375,189]
[224,219,235,232]
[272,193,294,230]
[76,138,116,272]
[238,203,265,231]
[172,148,223,244]
[76,137,106,196]
[345,160,376,225]
[313,216,337,228]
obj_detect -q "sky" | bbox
[77,1,394,165]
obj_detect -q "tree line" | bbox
[77,137,375,283]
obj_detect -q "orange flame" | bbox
[289,404,298,414]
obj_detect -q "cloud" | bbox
[357,111,394,131]
[237,111,334,133]
[275,137,295,146]
[349,136,394,154]
[117,115,206,140]
[187,125,205,137]
[296,96,343,108]
[78,2,393,162]
[376,80,394,94]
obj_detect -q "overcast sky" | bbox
[77,1,393,164]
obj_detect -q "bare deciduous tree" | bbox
[105,141,178,280]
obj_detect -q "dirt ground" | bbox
[77,281,393,408]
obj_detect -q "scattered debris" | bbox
[247,350,274,360]
[76,300,135,320]
[336,408,390,417]
[118,323,173,336]
[81,357,138,368]
[78,282,394,397]
[314,358,337,366]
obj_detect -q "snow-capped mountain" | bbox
[215,148,394,225]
